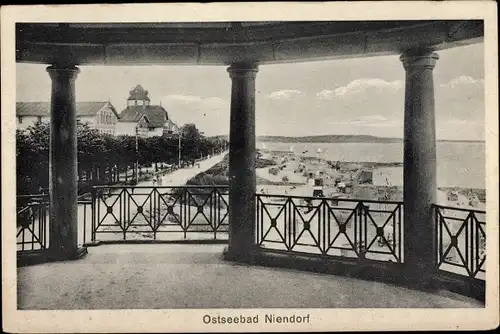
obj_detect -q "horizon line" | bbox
[207,134,485,142]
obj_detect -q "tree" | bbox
[180,123,202,141]
[16,121,215,195]
[17,121,50,194]
[180,123,203,162]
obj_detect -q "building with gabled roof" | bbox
[16,101,119,135]
[115,85,180,137]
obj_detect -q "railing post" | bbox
[91,187,97,242]
[467,211,474,276]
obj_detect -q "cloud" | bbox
[356,115,388,123]
[202,97,227,109]
[161,94,229,132]
[316,90,335,100]
[324,115,398,127]
[445,119,483,125]
[163,94,202,103]
[440,76,484,88]
[318,78,403,99]
[267,89,303,100]
[162,94,227,108]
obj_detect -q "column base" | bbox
[223,245,260,264]
[83,240,102,247]
[402,263,439,290]
[18,247,88,267]
[47,246,88,262]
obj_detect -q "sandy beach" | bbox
[256,149,486,211]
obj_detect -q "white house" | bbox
[16,101,119,135]
[115,85,180,138]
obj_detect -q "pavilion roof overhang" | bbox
[16,20,484,66]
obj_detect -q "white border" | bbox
[2,1,498,332]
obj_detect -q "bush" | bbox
[269,167,279,175]
[256,157,276,168]
[212,174,229,185]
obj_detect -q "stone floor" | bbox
[17,244,484,309]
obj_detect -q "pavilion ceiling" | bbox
[16,20,483,65]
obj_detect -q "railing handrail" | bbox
[92,185,229,189]
[256,193,404,205]
[17,193,91,207]
[17,194,49,199]
[77,192,92,200]
[17,203,48,215]
[18,192,91,199]
[433,203,486,215]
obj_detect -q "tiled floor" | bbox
[17,244,484,309]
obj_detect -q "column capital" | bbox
[400,51,439,70]
[46,65,80,81]
[227,62,258,79]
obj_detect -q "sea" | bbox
[259,141,485,189]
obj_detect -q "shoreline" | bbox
[266,150,404,167]
[182,150,485,210]
[257,149,486,210]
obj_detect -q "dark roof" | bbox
[16,102,118,117]
[127,85,150,101]
[119,105,169,128]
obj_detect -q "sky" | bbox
[16,43,485,140]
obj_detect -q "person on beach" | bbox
[152,175,158,187]
[313,177,324,197]
[305,197,314,213]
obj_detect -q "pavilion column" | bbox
[400,50,439,286]
[224,62,259,263]
[46,65,85,260]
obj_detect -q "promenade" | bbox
[142,154,225,187]
[76,153,226,245]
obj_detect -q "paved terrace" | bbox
[18,244,483,309]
